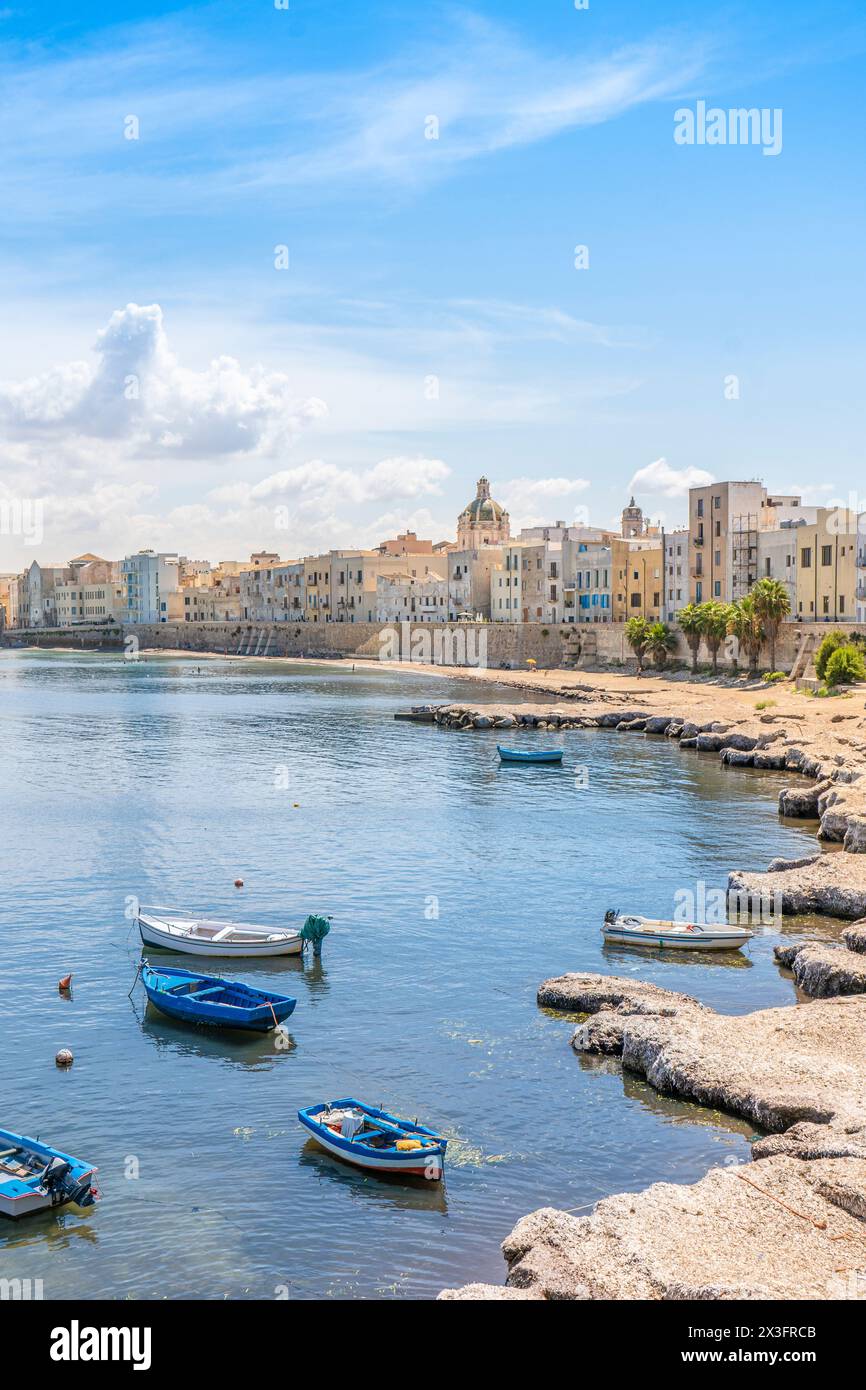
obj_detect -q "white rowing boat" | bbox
[138,907,304,958]
[602,909,752,952]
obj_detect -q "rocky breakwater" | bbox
[774,919,866,997]
[440,974,866,1300]
[433,701,866,918]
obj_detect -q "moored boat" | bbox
[298,1099,446,1180]
[603,909,752,952]
[0,1129,99,1220]
[137,907,330,958]
[141,961,296,1032]
[497,745,563,764]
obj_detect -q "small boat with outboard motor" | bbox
[0,1128,99,1219]
[603,909,752,952]
[137,906,331,958]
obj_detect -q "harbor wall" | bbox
[122,620,572,667]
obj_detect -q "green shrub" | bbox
[762,671,786,683]
[815,630,848,680]
[755,699,776,710]
[824,645,866,686]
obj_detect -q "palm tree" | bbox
[624,616,650,673]
[678,603,704,674]
[699,601,730,675]
[750,578,791,673]
[727,595,765,674]
[644,621,677,669]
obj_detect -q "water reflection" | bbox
[297,1140,449,1214]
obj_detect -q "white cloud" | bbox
[0,303,327,458]
[496,475,591,529]
[627,457,715,498]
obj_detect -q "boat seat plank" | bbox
[187,986,225,999]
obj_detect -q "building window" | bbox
[801,547,812,568]
[821,545,832,566]
[714,581,721,597]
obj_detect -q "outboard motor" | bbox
[604,908,618,925]
[39,1156,97,1208]
[300,914,331,958]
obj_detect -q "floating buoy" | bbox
[234,878,244,888]
[293,803,300,808]
[55,1048,74,1067]
[58,974,73,992]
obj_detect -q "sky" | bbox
[1,0,864,566]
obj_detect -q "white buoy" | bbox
[55,1048,74,1068]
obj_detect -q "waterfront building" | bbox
[794,508,860,622]
[858,520,866,624]
[570,543,613,624]
[54,558,125,625]
[304,550,447,623]
[239,560,305,623]
[375,572,448,622]
[456,477,510,549]
[0,573,22,630]
[122,551,180,624]
[612,537,663,621]
[661,529,689,620]
[20,560,77,627]
[687,482,804,604]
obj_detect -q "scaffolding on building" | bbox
[731,513,759,597]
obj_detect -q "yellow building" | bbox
[794,508,859,622]
[612,538,663,621]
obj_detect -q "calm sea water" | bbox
[0,651,822,1299]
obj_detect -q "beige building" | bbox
[55,558,125,625]
[304,550,447,623]
[688,482,804,605]
[612,537,663,621]
[568,543,612,623]
[794,508,859,622]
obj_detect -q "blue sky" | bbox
[1,0,864,564]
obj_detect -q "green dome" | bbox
[460,477,506,524]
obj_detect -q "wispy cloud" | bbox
[0,13,713,221]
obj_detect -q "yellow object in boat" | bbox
[395,1139,423,1151]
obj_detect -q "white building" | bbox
[375,572,447,623]
[661,528,689,620]
[569,543,612,623]
[122,551,180,623]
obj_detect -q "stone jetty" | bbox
[440,976,866,1300]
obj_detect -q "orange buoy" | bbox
[58,974,73,992]
[234,878,244,888]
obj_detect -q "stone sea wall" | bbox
[124,620,572,667]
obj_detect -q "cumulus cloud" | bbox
[627,457,715,498]
[0,303,327,458]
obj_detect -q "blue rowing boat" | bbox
[0,1128,99,1220]
[497,745,563,764]
[298,1099,446,1180]
[141,961,296,1032]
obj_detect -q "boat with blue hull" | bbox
[141,962,296,1032]
[0,1128,99,1220]
[298,1099,446,1180]
[497,745,563,764]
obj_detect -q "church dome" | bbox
[460,477,506,525]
